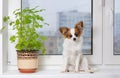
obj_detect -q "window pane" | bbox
[22,0,93,55]
[114,0,120,55]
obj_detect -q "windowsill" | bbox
[2,67,120,78]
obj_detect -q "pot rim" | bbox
[16,50,39,53]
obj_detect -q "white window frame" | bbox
[0,0,9,74]
[8,0,103,69]
[103,0,120,64]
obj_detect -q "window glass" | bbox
[114,0,120,55]
[22,0,93,55]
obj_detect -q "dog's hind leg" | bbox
[80,57,89,72]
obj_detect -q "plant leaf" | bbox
[0,26,5,33]
[9,21,14,26]
[3,16,10,22]
[44,22,50,26]
[10,36,16,43]
[15,19,20,25]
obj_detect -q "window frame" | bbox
[103,0,120,64]
[1,0,120,75]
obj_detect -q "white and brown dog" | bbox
[59,21,94,73]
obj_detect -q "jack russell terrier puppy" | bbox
[59,21,94,73]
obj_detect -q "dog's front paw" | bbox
[61,69,69,73]
[74,68,80,73]
[75,71,79,73]
[74,70,79,73]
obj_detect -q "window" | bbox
[2,0,120,77]
[103,0,120,64]
[8,0,103,68]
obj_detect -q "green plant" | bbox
[3,7,49,54]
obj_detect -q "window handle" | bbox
[109,8,113,27]
[102,0,105,7]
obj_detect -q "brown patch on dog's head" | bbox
[59,27,72,39]
[74,21,84,37]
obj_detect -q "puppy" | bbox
[59,21,94,73]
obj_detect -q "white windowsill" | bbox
[2,67,120,78]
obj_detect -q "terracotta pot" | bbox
[17,50,39,73]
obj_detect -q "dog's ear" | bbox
[59,27,69,36]
[75,21,84,31]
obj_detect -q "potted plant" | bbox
[2,7,48,73]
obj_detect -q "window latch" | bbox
[102,0,105,7]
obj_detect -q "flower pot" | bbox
[17,50,39,73]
